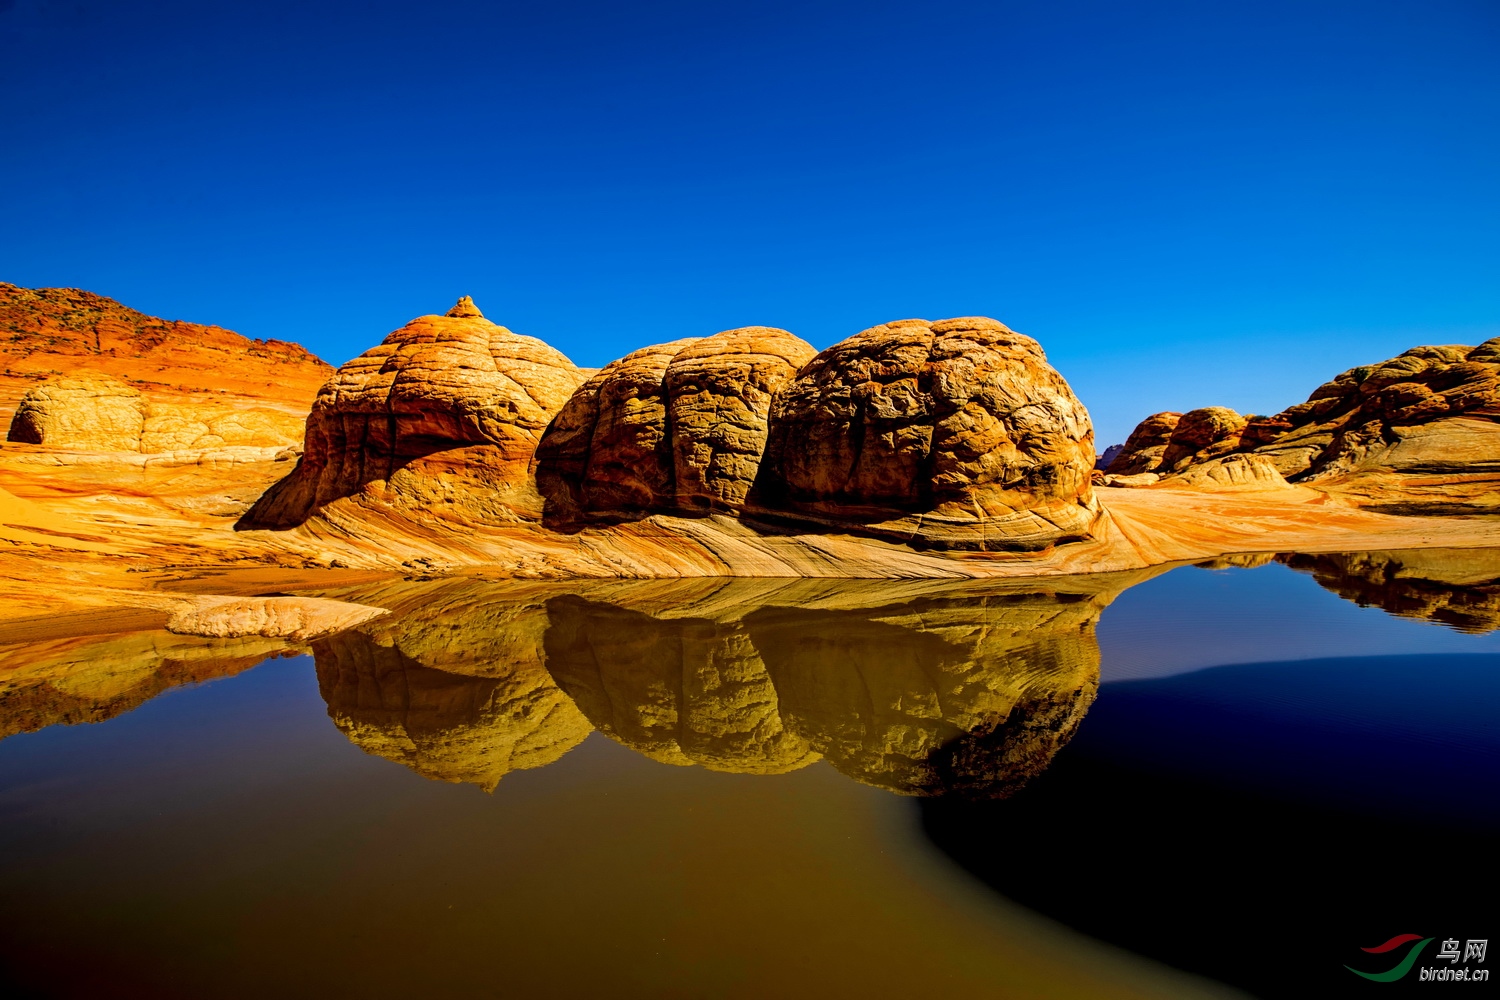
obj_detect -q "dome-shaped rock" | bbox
[1156,406,1248,473]
[242,298,588,528]
[534,326,816,520]
[7,373,147,451]
[753,317,1099,550]
[1104,411,1180,476]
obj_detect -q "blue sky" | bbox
[1,0,1495,445]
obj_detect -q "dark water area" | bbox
[1,551,1497,998]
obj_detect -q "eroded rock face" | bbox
[243,298,588,528]
[1111,341,1500,507]
[754,318,1099,550]
[0,282,331,430]
[535,327,816,519]
[1156,407,1247,473]
[7,372,307,453]
[7,373,146,451]
[1105,412,1180,476]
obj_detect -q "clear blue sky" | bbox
[2,0,1496,445]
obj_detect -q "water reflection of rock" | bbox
[746,595,1102,796]
[312,581,591,791]
[544,596,819,774]
[1278,548,1500,633]
[0,630,298,740]
[316,575,1136,797]
[542,578,1117,797]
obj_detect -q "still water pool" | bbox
[1,552,1496,998]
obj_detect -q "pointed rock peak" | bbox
[446,295,483,319]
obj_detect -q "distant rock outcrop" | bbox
[1107,340,1500,509]
[753,318,1099,550]
[242,297,588,529]
[1104,407,1246,479]
[1104,411,1180,477]
[7,372,305,453]
[0,282,330,429]
[535,327,816,520]
[7,373,145,451]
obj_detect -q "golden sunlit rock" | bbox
[754,317,1102,550]
[243,298,589,529]
[1108,339,1500,510]
[535,326,816,520]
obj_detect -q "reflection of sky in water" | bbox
[1098,560,1500,682]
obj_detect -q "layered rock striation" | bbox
[247,306,1104,553]
[242,298,589,528]
[752,318,1100,549]
[534,327,816,520]
[7,372,306,454]
[1107,340,1500,507]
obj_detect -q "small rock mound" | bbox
[753,317,1099,550]
[1104,411,1180,475]
[243,298,587,529]
[7,372,305,454]
[7,373,145,451]
[535,326,816,519]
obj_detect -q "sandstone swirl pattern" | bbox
[534,327,816,520]
[754,318,1099,550]
[243,297,588,528]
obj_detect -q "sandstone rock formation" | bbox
[242,297,589,529]
[753,318,1100,550]
[1108,340,1500,509]
[1104,407,1246,479]
[1104,412,1180,477]
[7,372,306,453]
[1279,548,1500,634]
[164,596,388,640]
[8,373,145,451]
[0,282,330,429]
[534,327,816,520]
